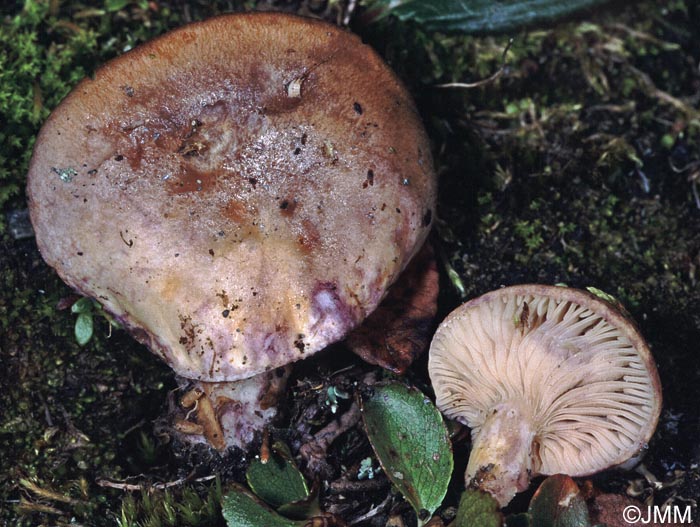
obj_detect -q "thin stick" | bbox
[96,474,216,492]
[348,494,392,526]
[435,39,513,89]
[627,65,699,120]
[328,476,389,495]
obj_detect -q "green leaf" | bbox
[454,490,503,527]
[585,286,618,305]
[528,475,591,527]
[246,450,309,509]
[506,513,532,527]
[221,484,304,527]
[276,482,321,521]
[361,382,453,524]
[71,297,94,314]
[105,0,131,12]
[369,0,612,34]
[75,312,94,346]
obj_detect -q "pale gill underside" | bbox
[430,289,658,476]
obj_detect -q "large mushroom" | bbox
[428,284,662,506]
[27,12,436,449]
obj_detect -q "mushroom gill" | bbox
[429,284,662,506]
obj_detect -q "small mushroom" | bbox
[27,13,436,449]
[428,284,662,506]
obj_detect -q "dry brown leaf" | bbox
[345,243,438,374]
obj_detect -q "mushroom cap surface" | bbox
[27,13,436,382]
[429,284,662,477]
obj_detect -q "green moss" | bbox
[0,1,94,224]
[2,0,699,524]
[117,480,223,527]
[0,0,249,230]
[0,3,248,524]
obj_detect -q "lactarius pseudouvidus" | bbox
[27,12,436,450]
[428,284,662,506]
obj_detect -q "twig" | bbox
[586,102,636,114]
[348,493,392,526]
[435,39,513,89]
[626,65,699,121]
[36,392,54,427]
[299,371,376,475]
[608,23,680,50]
[59,405,91,449]
[96,474,216,492]
[668,158,700,174]
[300,401,362,474]
[668,157,700,209]
[118,419,146,438]
[328,476,389,495]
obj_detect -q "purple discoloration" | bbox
[238,324,296,374]
[27,12,437,391]
[309,282,362,343]
[26,12,439,454]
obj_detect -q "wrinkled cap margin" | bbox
[27,12,436,382]
[429,284,662,477]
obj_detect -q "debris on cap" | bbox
[27,12,437,449]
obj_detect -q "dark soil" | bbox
[1,1,699,526]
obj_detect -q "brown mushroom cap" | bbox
[428,284,662,505]
[27,13,436,382]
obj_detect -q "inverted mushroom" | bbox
[428,284,662,506]
[27,12,436,449]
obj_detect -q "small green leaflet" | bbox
[71,297,93,314]
[360,382,453,525]
[585,286,618,305]
[105,0,130,12]
[69,297,121,345]
[72,297,94,346]
[454,490,503,527]
[74,312,93,346]
[221,484,304,527]
[245,450,309,509]
[369,0,612,34]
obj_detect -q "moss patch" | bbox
[1,0,699,525]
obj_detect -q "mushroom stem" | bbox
[173,366,291,451]
[466,401,537,507]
